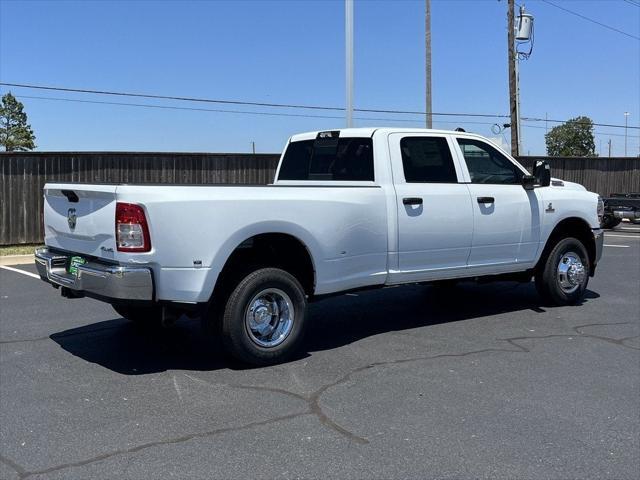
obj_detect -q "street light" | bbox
[624,112,630,157]
[345,0,354,128]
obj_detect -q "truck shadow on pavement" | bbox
[49,281,599,375]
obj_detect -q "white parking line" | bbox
[0,265,41,279]
[604,244,630,248]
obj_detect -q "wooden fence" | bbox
[1,152,280,245]
[1,152,638,245]
[518,156,640,197]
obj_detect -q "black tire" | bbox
[112,304,163,327]
[535,237,590,306]
[221,268,307,366]
[601,216,621,229]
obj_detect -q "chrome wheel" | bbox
[244,288,294,348]
[557,251,586,294]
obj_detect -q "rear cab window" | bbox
[278,134,374,182]
[400,136,458,183]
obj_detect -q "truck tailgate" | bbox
[44,184,118,258]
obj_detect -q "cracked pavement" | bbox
[1,232,638,479]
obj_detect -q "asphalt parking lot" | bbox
[1,229,639,480]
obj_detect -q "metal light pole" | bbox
[345,0,354,128]
[425,0,433,129]
[507,0,519,156]
[624,112,629,156]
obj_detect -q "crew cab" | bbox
[36,128,604,364]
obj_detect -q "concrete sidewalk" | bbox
[0,254,35,266]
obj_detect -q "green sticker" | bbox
[68,256,86,275]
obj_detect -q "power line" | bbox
[13,95,386,122]
[14,95,640,149]
[522,121,640,139]
[15,94,504,128]
[622,0,640,8]
[540,0,640,40]
[521,115,638,130]
[0,82,508,120]
[2,82,638,130]
[20,94,640,141]
[3,82,343,112]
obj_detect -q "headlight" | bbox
[597,196,604,224]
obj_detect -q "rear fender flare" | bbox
[202,221,321,300]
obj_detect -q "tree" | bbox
[0,92,36,151]
[545,116,596,157]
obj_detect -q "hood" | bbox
[550,178,586,191]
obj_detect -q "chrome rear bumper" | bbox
[35,247,153,301]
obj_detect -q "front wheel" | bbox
[221,268,308,366]
[535,237,590,306]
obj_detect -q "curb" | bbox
[0,254,35,266]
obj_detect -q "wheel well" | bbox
[537,217,596,272]
[212,233,315,303]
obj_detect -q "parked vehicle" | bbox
[36,128,604,364]
[600,193,640,229]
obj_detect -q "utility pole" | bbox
[624,112,629,156]
[515,46,522,155]
[507,0,519,156]
[425,0,433,129]
[345,0,354,128]
[251,141,256,154]
[608,138,612,157]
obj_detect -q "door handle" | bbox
[477,196,495,204]
[403,197,423,206]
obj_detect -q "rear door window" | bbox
[278,137,374,181]
[400,137,458,183]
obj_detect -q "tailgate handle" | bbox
[61,190,79,203]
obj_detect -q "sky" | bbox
[0,0,639,155]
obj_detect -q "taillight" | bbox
[115,202,151,252]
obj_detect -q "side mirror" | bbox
[522,174,536,190]
[533,160,551,187]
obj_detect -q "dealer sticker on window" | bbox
[68,256,86,276]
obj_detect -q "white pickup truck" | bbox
[36,128,604,364]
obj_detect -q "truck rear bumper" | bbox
[613,209,640,220]
[35,247,154,301]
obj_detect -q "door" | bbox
[389,133,474,282]
[454,137,542,267]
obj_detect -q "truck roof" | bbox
[289,127,484,142]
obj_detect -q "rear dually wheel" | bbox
[220,267,308,366]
